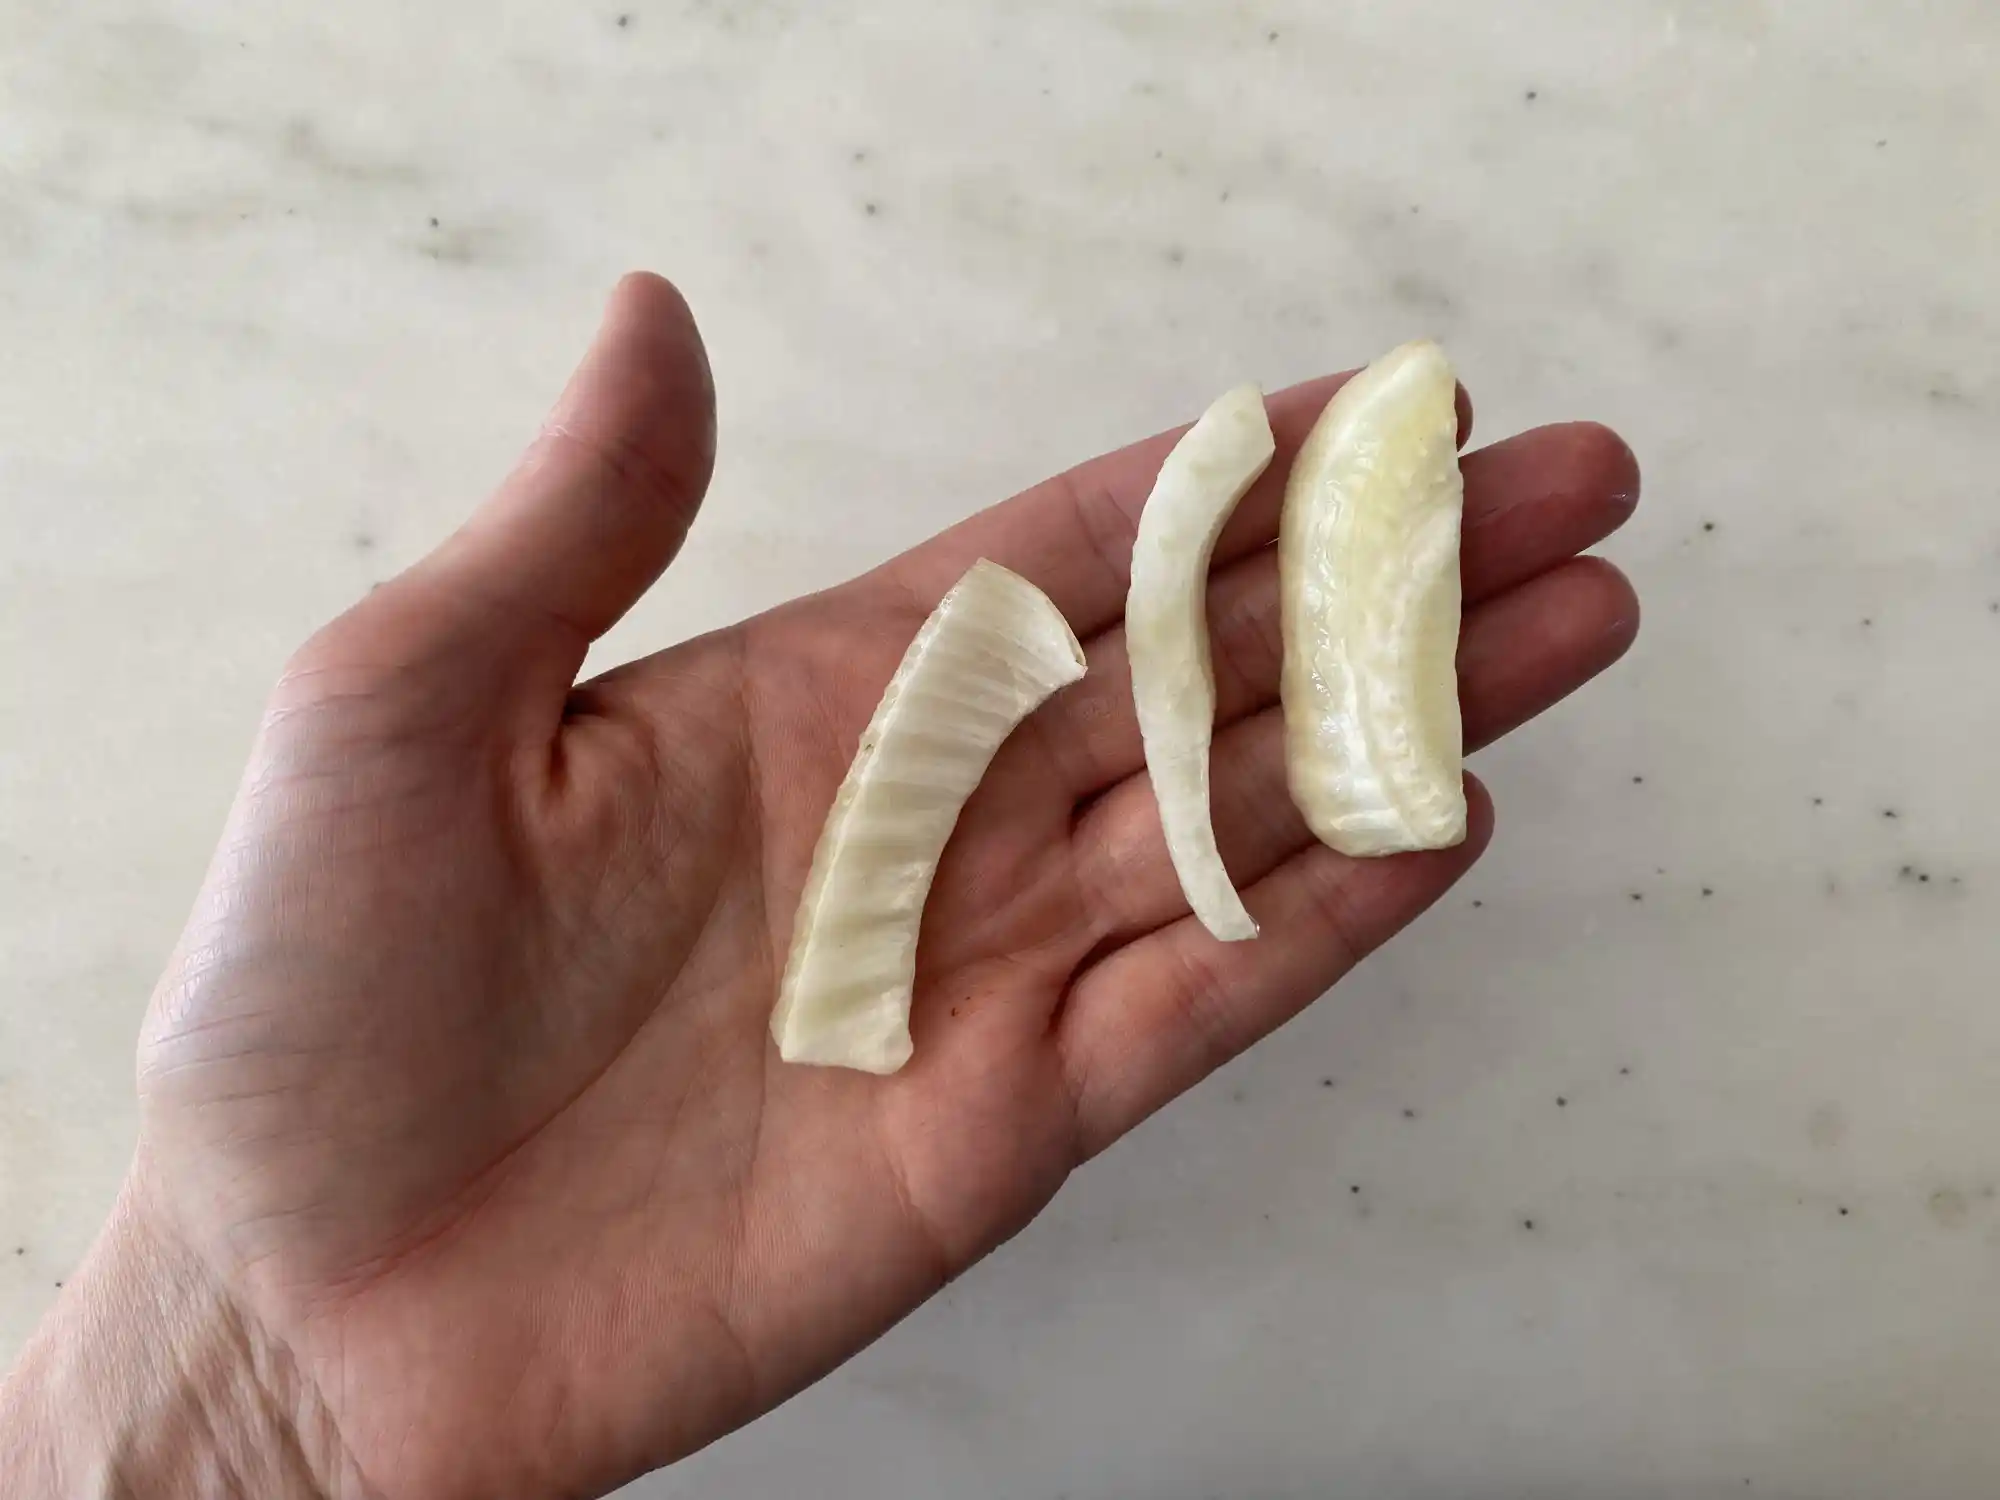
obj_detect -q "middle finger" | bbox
[1038,420,1640,801]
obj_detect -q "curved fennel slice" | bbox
[772,560,1085,1073]
[1279,339,1467,857]
[1127,384,1276,941]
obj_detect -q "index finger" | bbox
[874,372,1473,638]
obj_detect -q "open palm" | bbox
[134,275,1640,1500]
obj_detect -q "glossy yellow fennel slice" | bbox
[1127,384,1275,941]
[772,560,1085,1073]
[1280,339,1466,856]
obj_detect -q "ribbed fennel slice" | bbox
[1280,339,1467,857]
[772,560,1086,1073]
[1127,384,1275,941]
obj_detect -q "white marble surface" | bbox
[4,0,1999,1494]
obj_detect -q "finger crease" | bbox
[1062,469,1140,604]
[1298,859,1368,972]
[538,421,697,537]
[1162,938,1244,1081]
[1207,580,1282,717]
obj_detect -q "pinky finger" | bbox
[1057,779,1494,1158]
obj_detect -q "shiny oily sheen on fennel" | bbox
[1280,339,1468,857]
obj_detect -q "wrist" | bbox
[0,1171,352,1500]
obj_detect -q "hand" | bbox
[22,275,1640,1500]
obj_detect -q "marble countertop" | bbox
[5,1,1999,1495]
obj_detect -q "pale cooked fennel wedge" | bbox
[1127,384,1275,941]
[772,560,1086,1073]
[1280,339,1467,856]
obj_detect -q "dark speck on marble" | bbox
[1619,1067,1632,1077]
[1701,886,1714,897]
[616,12,631,26]
[419,219,509,266]
[1388,271,1455,315]
[1629,892,1644,903]
[1522,1217,1536,1230]
[1883,808,1899,820]
[1402,1107,1418,1120]
[1471,899,1483,908]
[1838,1206,1851,1217]
[428,216,440,228]
[1556,1096,1568,1108]
[1319,1077,1335,1089]
[1349,1184,1361,1194]
[352,531,376,552]
[1702,520,1716,533]
[1164,245,1186,266]
[862,201,880,217]
[1524,89,1539,102]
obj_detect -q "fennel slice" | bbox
[1126,384,1275,941]
[1279,340,1467,857]
[772,560,1085,1073]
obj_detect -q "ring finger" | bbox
[1070,556,1640,947]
